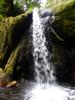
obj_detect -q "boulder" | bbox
[0,11,32,82]
[46,0,75,86]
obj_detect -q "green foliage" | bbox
[0,0,40,17]
[0,0,23,17]
[13,0,40,11]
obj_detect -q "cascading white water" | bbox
[32,8,55,84]
[24,8,75,100]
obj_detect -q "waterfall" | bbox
[24,8,75,100]
[32,8,55,84]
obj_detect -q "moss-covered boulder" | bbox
[47,0,75,40]
[45,0,75,86]
[0,11,32,53]
[0,11,32,83]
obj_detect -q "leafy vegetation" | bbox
[14,0,40,11]
[0,0,40,18]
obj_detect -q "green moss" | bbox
[0,14,3,21]
[46,0,75,15]
[0,11,31,58]
[47,0,75,39]
[0,11,31,81]
[5,66,13,76]
[0,17,14,53]
[0,10,30,48]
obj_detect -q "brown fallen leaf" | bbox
[6,80,17,88]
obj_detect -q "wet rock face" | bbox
[46,33,75,86]
[0,12,33,82]
[54,45,75,86]
[40,9,55,25]
[41,9,75,86]
[10,13,32,49]
[40,9,53,18]
[0,12,32,66]
[40,2,75,86]
[12,30,35,81]
[11,13,35,81]
[10,14,34,81]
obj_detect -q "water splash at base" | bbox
[25,84,75,100]
[27,7,75,100]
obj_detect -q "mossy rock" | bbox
[0,11,32,81]
[0,11,32,61]
[46,0,75,85]
[0,68,8,86]
[0,11,31,52]
[46,0,75,40]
